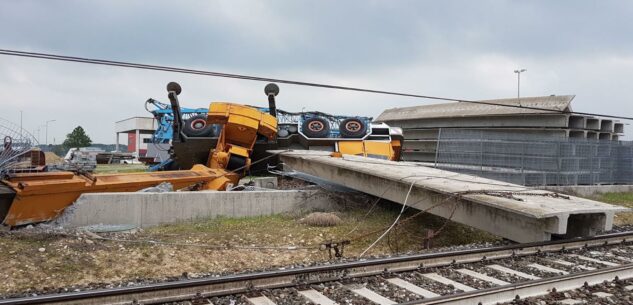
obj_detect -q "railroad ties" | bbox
[4,233,633,305]
[236,243,633,305]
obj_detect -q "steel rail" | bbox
[1,231,632,305]
[402,263,633,305]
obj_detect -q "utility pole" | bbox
[35,128,40,144]
[45,119,56,145]
[514,69,527,98]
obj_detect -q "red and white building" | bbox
[114,117,156,157]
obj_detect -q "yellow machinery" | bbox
[0,82,400,227]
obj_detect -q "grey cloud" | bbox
[0,0,632,143]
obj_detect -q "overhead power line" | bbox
[0,48,631,121]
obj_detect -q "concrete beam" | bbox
[586,118,601,130]
[599,133,612,140]
[402,128,571,141]
[402,140,437,153]
[402,151,437,162]
[402,129,439,140]
[384,114,570,129]
[569,130,586,139]
[569,115,586,129]
[587,131,598,140]
[278,151,627,243]
[59,190,333,228]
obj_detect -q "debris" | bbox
[298,212,342,227]
[138,182,173,193]
[37,248,45,252]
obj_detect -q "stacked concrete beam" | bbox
[376,96,626,161]
[376,95,630,185]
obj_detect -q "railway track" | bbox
[2,232,633,305]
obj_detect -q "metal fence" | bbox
[434,129,633,186]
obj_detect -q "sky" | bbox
[1,0,632,144]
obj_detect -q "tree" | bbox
[62,126,92,148]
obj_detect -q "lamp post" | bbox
[45,119,56,145]
[514,69,527,98]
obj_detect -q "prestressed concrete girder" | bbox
[586,118,601,130]
[601,120,614,132]
[278,151,627,243]
[569,115,586,129]
[383,114,571,129]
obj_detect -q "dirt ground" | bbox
[3,191,630,296]
[0,200,497,295]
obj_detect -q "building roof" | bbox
[375,95,575,122]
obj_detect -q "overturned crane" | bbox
[0,82,403,227]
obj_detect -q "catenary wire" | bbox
[1,48,632,121]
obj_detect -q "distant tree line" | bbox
[37,126,127,156]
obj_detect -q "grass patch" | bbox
[0,201,499,295]
[593,192,633,225]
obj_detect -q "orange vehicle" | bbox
[0,82,401,227]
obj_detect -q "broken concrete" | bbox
[278,151,628,243]
[60,190,333,228]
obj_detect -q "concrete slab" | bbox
[238,177,278,189]
[60,190,333,228]
[278,151,627,242]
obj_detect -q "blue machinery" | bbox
[145,98,378,171]
[145,98,208,143]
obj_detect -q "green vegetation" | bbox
[594,192,633,225]
[148,203,499,256]
[0,203,499,294]
[62,126,92,148]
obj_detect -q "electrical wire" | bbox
[1,48,631,121]
[358,178,417,257]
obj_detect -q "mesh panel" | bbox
[0,117,39,175]
[433,129,633,186]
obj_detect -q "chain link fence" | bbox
[434,129,633,186]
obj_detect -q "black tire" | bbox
[339,118,367,138]
[302,117,330,138]
[183,115,214,137]
[227,155,247,171]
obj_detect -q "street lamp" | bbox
[45,119,56,145]
[514,69,527,98]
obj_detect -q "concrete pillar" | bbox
[135,129,140,157]
[115,132,119,152]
